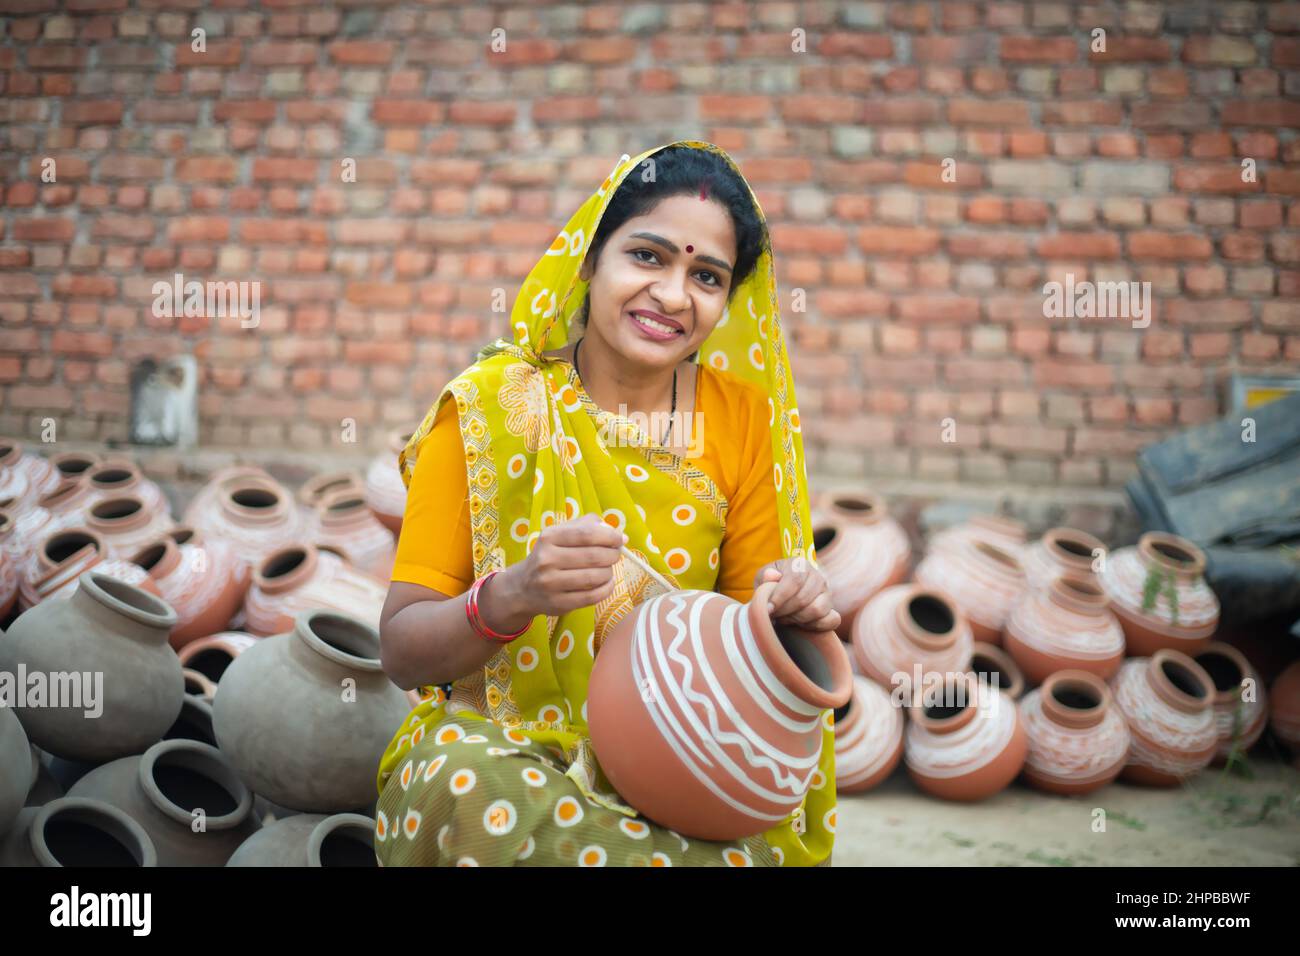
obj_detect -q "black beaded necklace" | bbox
[572,335,677,447]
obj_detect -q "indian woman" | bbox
[374,140,842,867]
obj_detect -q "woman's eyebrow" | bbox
[628,231,733,274]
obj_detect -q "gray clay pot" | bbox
[226,812,376,867]
[0,796,157,867]
[0,707,34,836]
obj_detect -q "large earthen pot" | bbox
[1098,532,1219,658]
[85,494,174,560]
[1003,575,1125,685]
[914,536,1026,646]
[242,545,387,637]
[1192,642,1269,765]
[0,706,34,837]
[1110,650,1218,786]
[0,797,157,867]
[832,676,904,794]
[312,489,398,580]
[184,474,304,576]
[810,490,911,642]
[18,527,163,610]
[1018,670,1130,796]
[131,527,248,650]
[587,581,852,841]
[851,584,972,695]
[84,459,170,517]
[1021,526,1107,591]
[226,813,376,867]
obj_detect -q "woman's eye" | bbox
[633,249,720,287]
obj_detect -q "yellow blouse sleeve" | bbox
[390,396,475,598]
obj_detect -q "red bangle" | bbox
[465,570,531,644]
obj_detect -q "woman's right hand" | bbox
[489,513,626,624]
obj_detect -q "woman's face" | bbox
[579,193,737,370]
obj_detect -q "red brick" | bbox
[1000,36,1078,62]
[1036,233,1121,259]
[1128,232,1213,260]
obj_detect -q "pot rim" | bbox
[130,533,182,580]
[824,489,886,526]
[87,494,150,533]
[1041,526,1106,570]
[306,812,376,867]
[1049,574,1109,614]
[37,477,89,512]
[30,796,158,867]
[906,672,979,734]
[76,570,178,632]
[1137,531,1207,580]
[182,667,218,701]
[968,640,1025,699]
[895,585,963,651]
[1192,641,1255,705]
[1039,669,1110,729]
[218,479,289,526]
[0,440,21,468]
[48,450,101,475]
[255,544,319,594]
[87,461,142,491]
[1146,648,1213,715]
[295,609,385,674]
[37,526,105,573]
[748,579,852,710]
[969,538,1026,582]
[138,739,253,831]
[299,471,365,510]
[317,487,371,520]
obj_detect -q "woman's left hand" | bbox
[753,558,841,634]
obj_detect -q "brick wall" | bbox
[1,0,1297,493]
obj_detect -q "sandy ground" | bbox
[833,757,1300,866]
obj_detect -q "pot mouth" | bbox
[220,482,286,523]
[307,813,379,867]
[31,797,158,867]
[1193,643,1250,700]
[899,589,960,650]
[1043,526,1105,568]
[170,525,196,546]
[1040,670,1109,728]
[969,641,1024,698]
[139,739,253,831]
[296,609,384,673]
[747,580,853,710]
[1050,574,1108,612]
[42,528,104,566]
[811,525,838,554]
[50,451,99,477]
[38,479,87,512]
[1148,649,1213,713]
[828,491,884,525]
[88,495,148,529]
[0,441,20,467]
[182,667,217,700]
[1138,532,1206,578]
[972,539,1025,578]
[321,492,368,516]
[255,545,317,593]
[130,534,181,578]
[300,472,363,508]
[77,570,177,631]
[178,634,254,682]
[909,673,979,732]
[87,464,138,490]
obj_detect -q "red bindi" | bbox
[685,244,693,253]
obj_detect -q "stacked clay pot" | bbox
[85,459,169,517]
[904,672,1028,801]
[1270,661,1300,762]
[0,797,158,867]
[131,527,248,650]
[184,471,304,575]
[312,488,398,580]
[968,641,1025,700]
[86,495,174,560]
[68,740,258,866]
[1099,532,1219,658]
[1018,670,1130,795]
[227,813,376,867]
[0,509,16,619]
[0,441,61,510]
[1003,575,1125,685]
[48,450,100,481]
[213,610,411,813]
[914,536,1026,645]
[183,464,275,526]
[297,471,365,535]
[365,429,411,534]
[1192,643,1269,765]
[928,513,1027,560]
[1110,650,1218,786]
[8,478,99,563]
[17,527,162,610]
[242,544,387,637]
[1,706,34,836]
[178,632,259,686]
[588,581,852,840]
[852,584,973,695]
[833,676,904,793]
[0,571,185,763]
[1021,526,1106,590]
[810,490,911,642]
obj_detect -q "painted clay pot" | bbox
[810,490,911,642]
[182,464,275,527]
[177,632,259,686]
[1192,643,1269,765]
[68,739,257,866]
[1018,670,1130,795]
[312,489,398,580]
[6,478,99,573]
[0,571,184,763]
[1099,532,1219,658]
[0,509,16,620]
[1003,575,1125,685]
[365,429,410,534]
[588,581,852,840]
[185,475,304,576]
[1110,650,1217,786]
[85,459,170,517]
[0,440,60,507]
[1021,526,1107,591]
[17,527,162,609]
[929,513,1027,559]
[1267,660,1300,762]
[915,537,1026,646]
[968,641,1026,700]
[1,706,35,837]
[904,672,1028,801]
[242,545,387,637]
[0,797,158,867]
[85,494,174,560]
[227,812,376,867]
[212,609,411,813]
[48,450,101,481]
[297,470,365,534]
[131,527,248,650]
[833,675,904,794]
[851,584,973,694]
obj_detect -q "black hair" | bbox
[571,145,770,355]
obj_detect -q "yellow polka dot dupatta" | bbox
[376,141,835,866]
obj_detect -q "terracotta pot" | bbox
[212,609,411,813]
[4,479,99,578]
[0,797,158,867]
[131,527,248,650]
[242,545,387,637]
[915,537,1026,646]
[177,631,259,686]
[1099,532,1219,657]
[1021,526,1107,590]
[68,739,257,866]
[49,450,101,481]
[365,429,410,534]
[833,676,904,794]
[185,476,305,576]
[0,440,61,508]
[182,464,275,526]
[1,706,35,837]
[0,571,184,763]
[183,668,218,702]
[86,494,174,560]
[810,490,911,641]
[1003,575,1125,685]
[312,488,398,580]
[0,509,16,620]
[929,513,1027,559]
[1192,643,1269,765]
[588,581,852,840]
[1267,660,1300,761]
[17,527,163,610]
[85,459,170,517]
[1110,650,1218,786]
[851,584,973,695]
[968,641,1026,700]
[297,470,365,535]
[226,812,377,867]
[1018,670,1130,795]
[903,672,1028,801]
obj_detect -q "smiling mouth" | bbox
[630,311,685,335]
